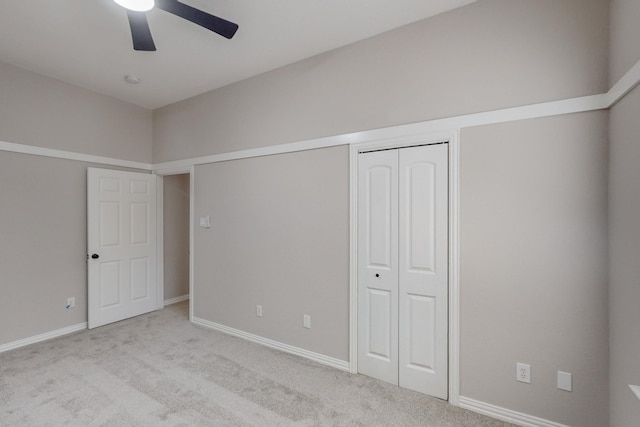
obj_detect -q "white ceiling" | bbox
[0,0,475,109]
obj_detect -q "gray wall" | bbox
[0,61,152,162]
[609,0,640,85]
[0,152,144,344]
[194,146,349,361]
[152,0,608,163]
[0,61,152,347]
[609,1,640,425]
[161,1,612,424]
[0,0,626,425]
[609,86,640,427]
[163,174,190,300]
[460,112,609,426]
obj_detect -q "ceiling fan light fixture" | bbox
[114,0,155,12]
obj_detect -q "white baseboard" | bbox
[164,294,189,306]
[458,396,569,427]
[192,316,350,372]
[0,322,87,354]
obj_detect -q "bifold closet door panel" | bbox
[398,144,449,399]
[357,149,399,385]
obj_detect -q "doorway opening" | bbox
[160,172,191,318]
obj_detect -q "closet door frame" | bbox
[349,129,461,404]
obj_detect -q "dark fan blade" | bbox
[127,11,156,51]
[155,0,238,39]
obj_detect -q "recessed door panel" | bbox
[368,288,392,360]
[99,202,120,247]
[99,177,119,193]
[130,257,149,300]
[99,261,121,308]
[368,166,393,269]
[407,163,436,273]
[130,202,149,245]
[407,295,436,371]
[130,180,148,194]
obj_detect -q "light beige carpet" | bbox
[0,302,513,426]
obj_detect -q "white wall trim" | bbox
[164,294,190,306]
[348,143,359,374]
[608,59,640,107]
[458,396,570,427]
[0,322,87,354]
[192,316,350,372]
[0,140,152,170]
[348,130,460,402]
[448,131,461,405]
[153,165,192,176]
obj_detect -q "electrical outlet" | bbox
[66,297,75,309]
[303,315,311,329]
[516,362,531,383]
[256,305,263,317]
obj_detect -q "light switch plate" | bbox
[557,371,572,392]
[199,216,210,228]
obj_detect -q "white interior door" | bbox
[357,149,399,385]
[398,144,448,399]
[87,167,159,329]
[357,143,448,399]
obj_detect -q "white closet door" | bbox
[357,143,449,400]
[398,144,448,399]
[357,149,399,385]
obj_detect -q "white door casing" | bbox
[357,143,448,399]
[87,168,159,329]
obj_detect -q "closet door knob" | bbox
[91,254,99,259]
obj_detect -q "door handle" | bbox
[91,254,99,259]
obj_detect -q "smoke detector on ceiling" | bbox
[124,74,142,84]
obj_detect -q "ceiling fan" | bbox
[114,0,239,51]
